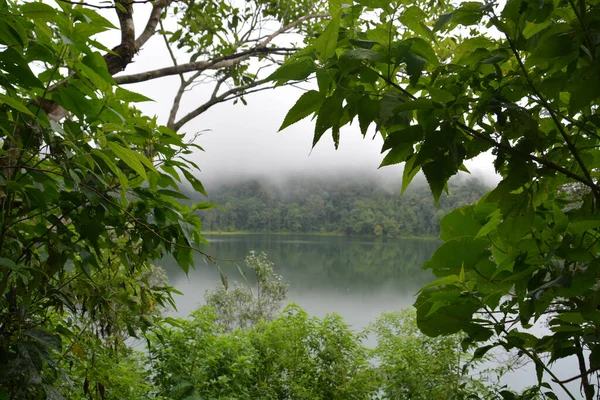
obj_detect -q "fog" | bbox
[79,3,502,192]
[129,76,501,191]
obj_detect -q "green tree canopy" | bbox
[276,0,600,397]
[0,0,326,397]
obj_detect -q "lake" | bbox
[161,234,582,398]
[161,234,439,330]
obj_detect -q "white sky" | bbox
[94,2,500,190]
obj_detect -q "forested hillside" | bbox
[196,177,489,236]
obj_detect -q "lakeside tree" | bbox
[276,0,600,397]
[205,251,288,332]
[0,0,327,397]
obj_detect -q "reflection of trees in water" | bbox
[165,235,439,292]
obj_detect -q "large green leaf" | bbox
[0,93,34,116]
[439,206,482,241]
[414,286,481,336]
[279,90,324,131]
[268,57,316,83]
[315,16,340,62]
[424,236,491,277]
[107,142,148,180]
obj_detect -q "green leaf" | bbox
[182,169,207,197]
[379,145,413,167]
[107,142,148,180]
[472,345,496,359]
[406,55,426,87]
[401,154,421,193]
[0,258,16,269]
[279,91,324,131]
[338,48,385,72]
[497,193,534,244]
[24,329,62,351]
[315,16,340,62]
[268,57,316,83]
[382,125,423,151]
[424,236,490,277]
[418,274,460,291]
[394,98,435,112]
[530,25,578,60]
[0,93,34,116]
[423,159,452,207]
[440,206,482,241]
[400,6,432,39]
[21,2,57,19]
[414,286,480,336]
[357,95,380,136]
[313,94,343,147]
[404,38,440,66]
[481,50,509,64]
[434,12,454,32]
[91,149,129,190]
[115,87,154,103]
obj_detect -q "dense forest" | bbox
[197,177,489,236]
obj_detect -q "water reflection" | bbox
[161,234,439,329]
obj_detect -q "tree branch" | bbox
[173,78,307,131]
[114,13,328,84]
[135,0,171,50]
[103,0,135,74]
[159,18,186,129]
[173,78,268,131]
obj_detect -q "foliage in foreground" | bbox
[276,0,600,397]
[0,0,324,397]
[148,305,510,400]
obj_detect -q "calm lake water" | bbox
[161,234,582,398]
[162,234,439,330]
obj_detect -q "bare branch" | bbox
[172,78,308,131]
[136,0,171,50]
[173,78,270,131]
[114,13,328,84]
[160,18,186,128]
[114,47,294,84]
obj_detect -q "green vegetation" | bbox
[1,0,599,397]
[0,0,325,397]
[276,0,600,397]
[148,254,510,400]
[148,305,506,400]
[204,251,288,332]
[200,177,489,236]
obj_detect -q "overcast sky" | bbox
[99,3,500,190]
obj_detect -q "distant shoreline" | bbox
[202,231,440,240]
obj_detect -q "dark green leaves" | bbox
[338,48,385,73]
[314,93,343,147]
[415,286,481,336]
[439,206,481,241]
